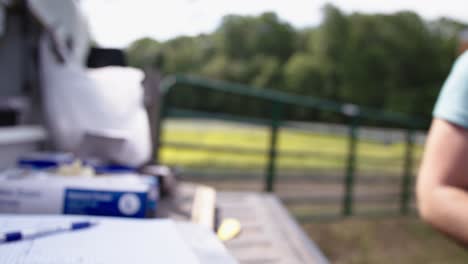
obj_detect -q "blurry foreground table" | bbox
[158,183,329,264]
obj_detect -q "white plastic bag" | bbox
[39,35,151,166]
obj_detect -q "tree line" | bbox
[126,4,467,125]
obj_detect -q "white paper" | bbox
[0,215,200,264]
[176,223,238,264]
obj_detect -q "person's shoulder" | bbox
[453,51,468,70]
[442,51,468,87]
[433,51,468,128]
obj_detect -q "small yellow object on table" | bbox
[56,160,95,177]
[217,218,241,241]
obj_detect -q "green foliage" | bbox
[216,12,296,61]
[126,37,161,68]
[284,53,323,96]
[343,12,446,116]
[126,6,467,124]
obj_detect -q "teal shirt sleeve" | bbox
[433,51,468,129]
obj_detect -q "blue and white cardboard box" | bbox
[0,172,158,218]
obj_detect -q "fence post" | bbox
[154,102,167,165]
[265,102,283,192]
[400,128,415,215]
[343,116,359,216]
[154,80,173,164]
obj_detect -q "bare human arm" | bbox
[417,118,468,245]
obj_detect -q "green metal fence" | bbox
[155,74,427,218]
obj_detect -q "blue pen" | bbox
[0,221,98,243]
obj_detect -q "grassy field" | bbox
[305,217,468,264]
[160,119,422,216]
[160,119,423,175]
[159,119,468,263]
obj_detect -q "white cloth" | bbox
[28,0,90,65]
[39,35,152,166]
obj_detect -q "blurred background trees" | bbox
[126,4,465,125]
